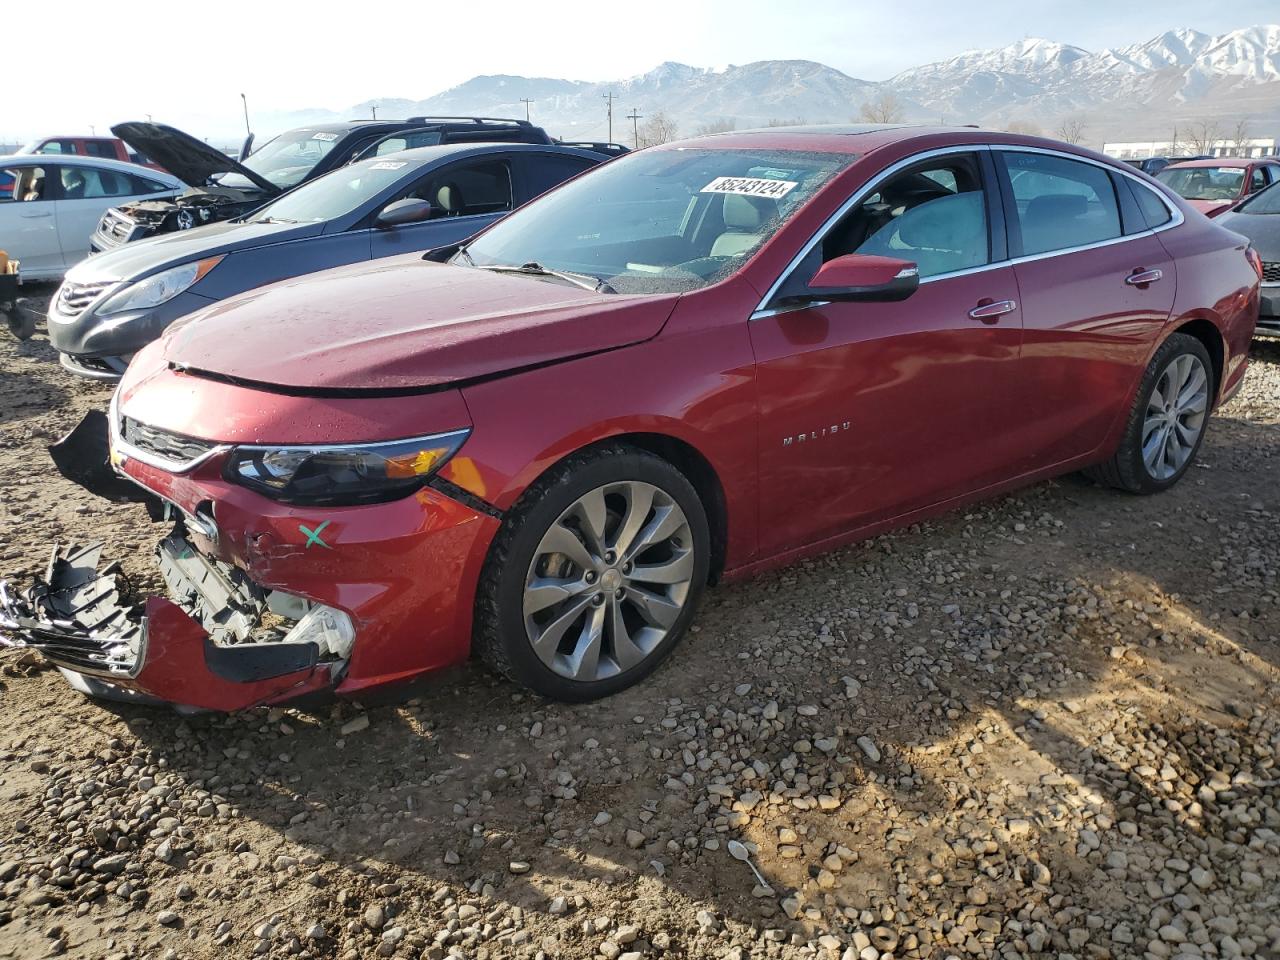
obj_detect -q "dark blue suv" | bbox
[91,117,572,251]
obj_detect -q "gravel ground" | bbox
[1,288,1277,960]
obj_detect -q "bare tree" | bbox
[1055,116,1088,145]
[857,91,906,124]
[1006,119,1042,136]
[1227,118,1251,157]
[1185,119,1221,156]
[638,111,679,148]
[766,117,807,127]
[695,118,737,137]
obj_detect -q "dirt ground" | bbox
[0,283,1277,960]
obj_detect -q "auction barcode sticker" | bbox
[701,176,797,199]
[370,161,408,170]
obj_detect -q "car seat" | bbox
[435,183,465,216]
[709,194,777,258]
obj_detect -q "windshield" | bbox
[460,148,851,294]
[246,158,418,224]
[1234,180,1280,215]
[217,129,342,190]
[1156,166,1246,202]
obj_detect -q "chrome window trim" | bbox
[750,141,1186,320]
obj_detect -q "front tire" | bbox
[474,444,710,701]
[1086,333,1214,494]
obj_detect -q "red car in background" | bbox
[18,135,165,171]
[1156,156,1280,218]
[0,125,1262,711]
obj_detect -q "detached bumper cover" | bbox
[0,542,334,710]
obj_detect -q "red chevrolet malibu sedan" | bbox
[0,125,1263,710]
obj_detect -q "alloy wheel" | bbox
[1142,353,1209,481]
[522,480,695,682]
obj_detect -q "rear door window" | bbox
[1001,152,1122,256]
[520,153,598,200]
[84,141,118,159]
[60,167,143,199]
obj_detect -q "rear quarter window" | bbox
[1129,180,1173,229]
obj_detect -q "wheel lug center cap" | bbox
[600,569,623,593]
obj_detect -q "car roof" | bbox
[366,142,602,166]
[661,123,1119,158]
[29,135,120,141]
[0,152,181,180]
[1163,157,1276,169]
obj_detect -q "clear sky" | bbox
[4,0,1275,143]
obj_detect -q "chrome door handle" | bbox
[968,299,1017,323]
[1125,268,1163,286]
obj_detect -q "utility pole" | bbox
[603,92,616,144]
[519,98,534,122]
[371,103,378,120]
[627,109,643,149]
[89,125,96,136]
[240,93,251,137]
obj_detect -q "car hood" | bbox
[1217,211,1280,259]
[112,122,280,195]
[162,257,679,392]
[1187,198,1234,218]
[68,220,323,283]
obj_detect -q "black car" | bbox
[1218,181,1280,337]
[1123,155,1212,177]
[51,142,606,379]
[92,117,560,251]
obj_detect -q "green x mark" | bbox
[299,520,333,550]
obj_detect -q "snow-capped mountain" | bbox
[347,60,874,140]
[248,24,1279,146]
[887,24,1280,125]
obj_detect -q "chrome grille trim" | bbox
[1263,261,1280,284]
[109,393,230,474]
[123,417,216,464]
[54,281,116,319]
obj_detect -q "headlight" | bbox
[97,256,223,316]
[224,430,470,506]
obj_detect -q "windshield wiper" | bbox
[474,261,615,294]
[252,216,299,225]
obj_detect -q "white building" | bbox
[1103,137,1279,160]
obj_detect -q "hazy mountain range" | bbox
[245,24,1280,147]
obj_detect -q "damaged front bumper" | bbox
[0,536,345,711]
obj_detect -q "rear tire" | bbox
[1085,333,1214,494]
[474,444,710,702]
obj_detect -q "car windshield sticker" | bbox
[299,520,332,549]
[311,132,339,142]
[370,161,408,170]
[701,176,798,199]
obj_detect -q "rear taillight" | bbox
[1246,246,1264,281]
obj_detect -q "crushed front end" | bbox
[0,354,500,710]
[92,191,263,252]
[0,536,341,710]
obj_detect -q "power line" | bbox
[627,109,643,149]
[519,98,534,122]
[603,92,616,144]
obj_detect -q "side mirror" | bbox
[376,198,436,228]
[786,254,920,305]
[239,133,255,161]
